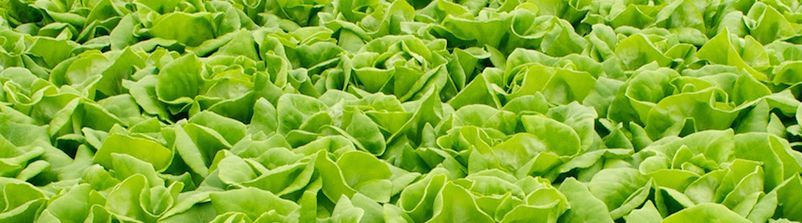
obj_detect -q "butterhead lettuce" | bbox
[1,0,802,222]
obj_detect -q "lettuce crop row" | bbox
[2,0,802,222]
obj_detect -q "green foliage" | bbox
[1,0,802,222]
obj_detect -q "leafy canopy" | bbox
[1,0,802,222]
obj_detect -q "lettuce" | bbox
[2,0,802,222]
